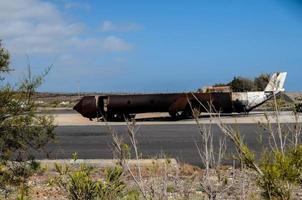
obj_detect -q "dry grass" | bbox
[23,162,265,200]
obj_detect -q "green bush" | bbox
[68,168,97,200]
[54,164,127,200]
[96,166,126,200]
[214,73,270,92]
[219,121,302,200]
[122,188,140,200]
[0,41,55,198]
[258,146,302,200]
[0,160,44,199]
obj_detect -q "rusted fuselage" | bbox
[73,92,235,120]
[73,72,287,121]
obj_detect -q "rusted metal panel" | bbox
[191,92,233,113]
[106,93,181,114]
[73,96,98,119]
[168,95,188,114]
[73,92,234,120]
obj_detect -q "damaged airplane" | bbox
[73,72,287,121]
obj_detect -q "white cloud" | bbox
[100,20,142,32]
[0,0,138,92]
[0,0,133,55]
[0,0,60,22]
[102,36,132,51]
[64,2,91,11]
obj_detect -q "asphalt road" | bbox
[35,123,301,166]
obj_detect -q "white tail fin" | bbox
[264,72,287,92]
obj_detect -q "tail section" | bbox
[264,72,287,92]
[235,72,288,113]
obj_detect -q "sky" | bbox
[1,0,302,92]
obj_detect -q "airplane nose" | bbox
[73,96,98,119]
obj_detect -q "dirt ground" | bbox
[50,111,302,126]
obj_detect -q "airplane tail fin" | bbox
[264,72,287,92]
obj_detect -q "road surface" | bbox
[35,123,301,166]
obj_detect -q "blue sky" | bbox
[1,0,302,92]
